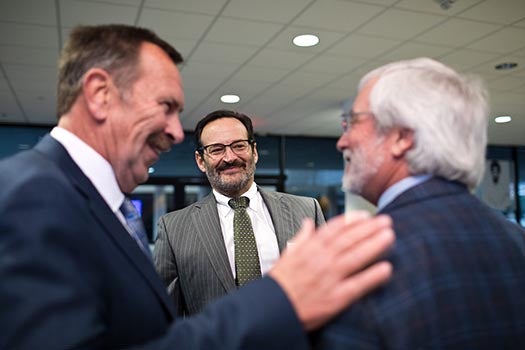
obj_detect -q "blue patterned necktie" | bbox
[229,196,261,286]
[120,197,152,260]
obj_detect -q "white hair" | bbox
[360,57,489,190]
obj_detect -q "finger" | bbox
[320,215,393,256]
[344,210,372,224]
[286,218,315,246]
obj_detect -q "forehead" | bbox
[201,117,248,144]
[135,42,184,105]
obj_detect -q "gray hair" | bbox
[57,24,183,118]
[360,57,489,189]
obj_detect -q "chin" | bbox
[342,179,362,195]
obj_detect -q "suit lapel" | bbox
[35,135,176,318]
[192,193,236,292]
[259,188,293,252]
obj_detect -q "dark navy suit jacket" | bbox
[0,135,307,349]
[314,178,525,349]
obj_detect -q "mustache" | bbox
[147,132,173,153]
[216,160,246,172]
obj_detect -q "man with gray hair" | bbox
[314,57,525,349]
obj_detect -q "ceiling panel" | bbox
[459,0,525,25]
[439,49,500,70]
[60,1,138,27]
[189,42,259,64]
[181,61,239,82]
[138,8,214,41]
[4,65,57,90]
[299,54,367,74]
[223,0,312,23]
[489,76,525,92]
[381,41,454,62]
[82,0,142,6]
[0,90,25,122]
[467,27,525,54]
[0,46,58,67]
[204,17,284,46]
[471,55,525,75]
[249,48,316,69]
[357,8,446,40]
[514,18,525,28]
[328,33,401,58]
[144,0,228,15]
[278,70,339,90]
[0,0,524,145]
[0,0,56,25]
[415,18,500,48]
[0,22,58,48]
[267,27,346,53]
[293,0,385,32]
[395,0,484,16]
[231,65,291,83]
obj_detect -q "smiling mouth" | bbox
[343,152,352,164]
[219,165,243,173]
[148,133,172,154]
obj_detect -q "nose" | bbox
[336,133,347,153]
[222,145,238,162]
[165,115,185,145]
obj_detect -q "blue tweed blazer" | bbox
[314,177,525,349]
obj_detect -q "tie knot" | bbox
[229,196,249,209]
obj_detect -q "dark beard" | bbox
[205,159,256,197]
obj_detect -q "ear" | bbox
[82,68,112,122]
[195,151,207,173]
[391,127,414,158]
[252,142,259,164]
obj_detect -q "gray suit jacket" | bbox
[154,187,325,316]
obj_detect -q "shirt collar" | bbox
[213,182,258,210]
[377,174,432,211]
[50,126,125,212]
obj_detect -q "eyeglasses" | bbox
[198,139,254,159]
[341,111,374,132]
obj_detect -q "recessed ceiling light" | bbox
[495,115,512,124]
[220,94,240,104]
[292,34,319,48]
[495,62,517,70]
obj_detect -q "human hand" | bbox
[268,211,394,331]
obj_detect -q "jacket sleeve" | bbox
[153,215,187,316]
[133,277,310,350]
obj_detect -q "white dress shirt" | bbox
[213,182,280,278]
[50,127,128,228]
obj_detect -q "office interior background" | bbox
[1,0,525,240]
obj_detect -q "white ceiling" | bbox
[1,0,524,145]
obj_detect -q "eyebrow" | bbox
[163,98,184,114]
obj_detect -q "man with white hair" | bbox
[314,57,525,349]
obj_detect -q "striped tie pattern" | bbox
[229,196,261,286]
[120,197,152,260]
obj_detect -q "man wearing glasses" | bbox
[313,57,525,349]
[154,109,325,316]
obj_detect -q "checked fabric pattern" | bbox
[229,196,261,286]
[120,197,152,260]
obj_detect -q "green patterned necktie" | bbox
[229,196,261,286]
